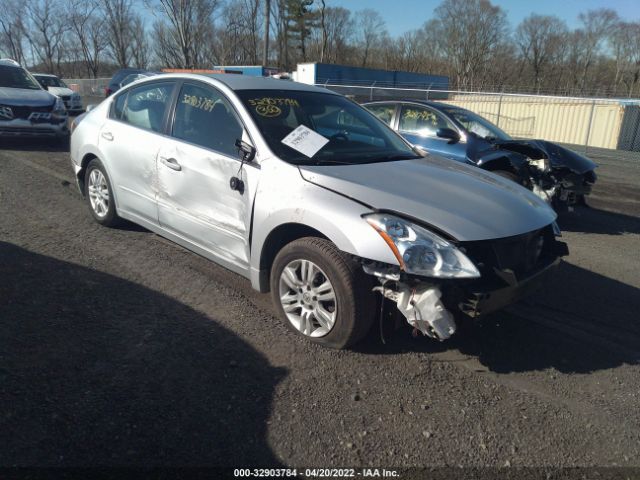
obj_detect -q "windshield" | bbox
[237,89,420,165]
[34,75,67,88]
[0,65,42,90]
[442,107,512,141]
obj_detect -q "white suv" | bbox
[0,59,69,140]
[33,73,84,114]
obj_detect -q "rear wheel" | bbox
[270,237,375,349]
[84,158,121,227]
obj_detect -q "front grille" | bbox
[461,226,557,281]
[60,95,71,101]
[0,103,54,120]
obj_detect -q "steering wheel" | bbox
[330,132,349,142]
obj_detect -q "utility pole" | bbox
[262,0,271,67]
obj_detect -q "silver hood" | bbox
[299,156,557,241]
[0,87,56,107]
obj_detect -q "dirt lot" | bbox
[0,134,639,471]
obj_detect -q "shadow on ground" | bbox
[0,137,70,153]
[0,242,285,467]
[558,205,640,235]
[357,260,640,375]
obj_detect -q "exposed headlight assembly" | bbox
[365,213,480,279]
[528,157,550,172]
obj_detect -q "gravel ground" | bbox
[0,137,639,470]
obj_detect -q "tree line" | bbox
[1,0,639,97]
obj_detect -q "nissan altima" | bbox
[70,74,568,348]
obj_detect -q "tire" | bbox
[84,158,121,227]
[270,237,375,349]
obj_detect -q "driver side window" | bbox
[399,105,454,138]
[172,83,243,157]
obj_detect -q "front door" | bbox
[398,104,467,162]
[156,81,259,271]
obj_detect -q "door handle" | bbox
[101,131,113,141]
[160,156,182,171]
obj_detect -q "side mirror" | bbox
[43,85,49,91]
[235,138,256,163]
[413,145,429,157]
[436,128,461,144]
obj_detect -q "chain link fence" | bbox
[64,78,110,97]
[316,83,640,161]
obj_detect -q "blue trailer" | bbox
[295,62,449,90]
[214,65,280,77]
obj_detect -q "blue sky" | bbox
[330,0,640,36]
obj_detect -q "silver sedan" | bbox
[70,73,567,349]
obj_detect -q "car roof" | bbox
[0,58,22,68]
[32,73,57,77]
[152,73,339,94]
[365,99,455,109]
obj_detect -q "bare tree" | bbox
[515,14,568,90]
[610,21,640,96]
[130,15,149,69]
[147,0,221,69]
[103,0,135,68]
[67,0,105,77]
[23,0,69,74]
[576,9,619,90]
[0,0,28,64]
[431,0,509,89]
[355,9,386,68]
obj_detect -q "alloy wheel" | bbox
[278,259,337,337]
[87,169,109,218]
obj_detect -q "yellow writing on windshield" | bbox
[404,109,438,124]
[248,97,300,117]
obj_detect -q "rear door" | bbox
[156,81,259,272]
[398,104,467,161]
[98,80,176,224]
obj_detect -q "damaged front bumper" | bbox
[363,228,569,341]
[458,256,561,317]
[0,117,69,138]
[554,169,597,206]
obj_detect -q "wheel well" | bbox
[77,153,98,194]
[258,223,328,292]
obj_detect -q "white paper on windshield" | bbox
[281,125,329,158]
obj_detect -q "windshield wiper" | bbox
[371,154,421,162]
[313,159,358,165]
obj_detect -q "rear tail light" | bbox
[104,87,112,97]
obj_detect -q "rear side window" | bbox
[172,83,243,157]
[110,82,174,133]
[367,104,395,126]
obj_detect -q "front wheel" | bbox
[270,237,375,349]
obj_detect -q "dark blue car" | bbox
[364,100,597,210]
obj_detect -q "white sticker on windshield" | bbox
[281,125,329,158]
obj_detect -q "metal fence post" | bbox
[584,100,596,155]
[496,93,503,128]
